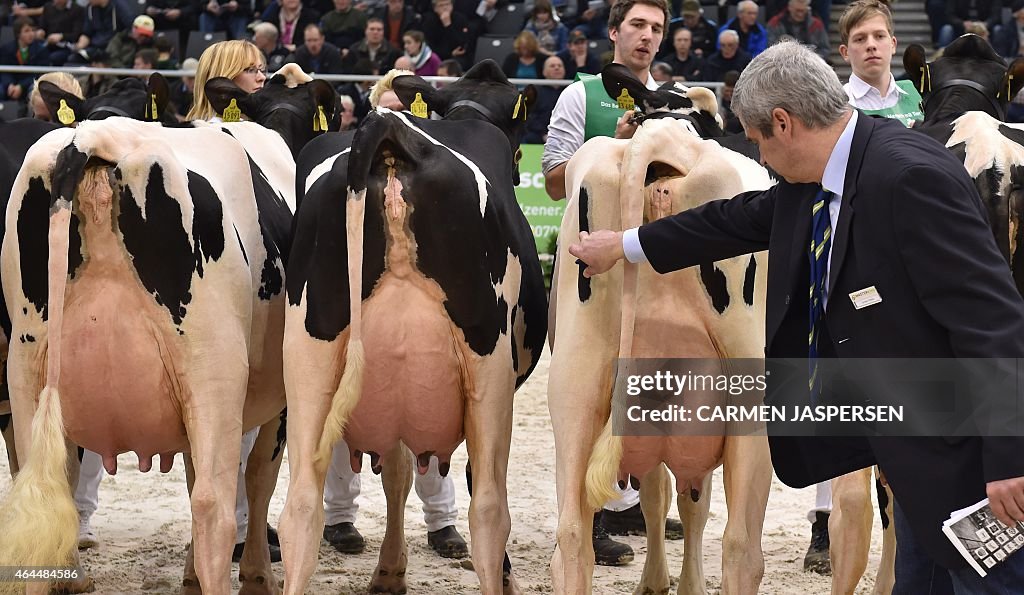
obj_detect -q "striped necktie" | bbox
[808,189,835,402]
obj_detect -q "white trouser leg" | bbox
[323,439,361,526]
[235,427,259,543]
[603,483,640,513]
[807,480,833,523]
[415,457,457,532]
[74,449,104,522]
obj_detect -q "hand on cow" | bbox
[614,111,638,139]
[569,230,625,277]
[988,476,1024,528]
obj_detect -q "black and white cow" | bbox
[277,60,545,595]
[0,72,336,594]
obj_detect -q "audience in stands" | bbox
[662,26,702,80]
[342,16,399,73]
[262,0,321,51]
[557,27,600,79]
[252,21,290,71]
[402,28,439,75]
[78,0,130,56]
[420,0,471,68]
[674,0,716,57]
[376,0,420,47]
[703,28,750,81]
[38,0,84,65]
[293,22,344,72]
[502,29,542,79]
[718,0,766,56]
[767,0,829,60]
[1,17,49,99]
[937,0,1000,48]
[993,0,1024,57]
[106,14,154,68]
[321,0,367,48]
[523,53,563,143]
[199,0,252,39]
[524,0,569,55]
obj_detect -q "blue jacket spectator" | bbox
[718,0,767,56]
[80,0,131,53]
[1,19,51,101]
[993,1,1024,58]
[524,0,569,55]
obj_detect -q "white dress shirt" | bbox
[843,72,907,110]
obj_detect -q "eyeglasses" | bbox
[243,66,267,75]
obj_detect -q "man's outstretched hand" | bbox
[568,230,625,278]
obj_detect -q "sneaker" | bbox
[323,522,366,554]
[803,511,831,575]
[427,525,469,559]
[78,520,98,550]
[593,513,633,567]
[601,503,684,540]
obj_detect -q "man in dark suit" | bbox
[569,40,1024,591]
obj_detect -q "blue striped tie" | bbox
[808,189,835,403]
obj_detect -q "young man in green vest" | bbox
[799,0,926,579]
[540,0,686,567]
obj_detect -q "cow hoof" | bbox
[239,574,280,595]
[502,571,521,595]
[50,575,96,594]
[180,577,203,595]
[368,567,407,594]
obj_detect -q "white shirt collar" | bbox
[821,110,858,197]
[847,72,906,100]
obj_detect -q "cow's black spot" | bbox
[18,176,52,319]
[247,157,290,301]
[510,304,519,375]
[19,334,35,343]
[272,408,287,461]
[234,225,248,266]
[497,295,508,336]
[875,478,890,530]
[577,185,591,303]
[188,171,224,279]
[743,255,757,306]
[699,262,729,314]
[68,212,83,280]
[118,163,194,326]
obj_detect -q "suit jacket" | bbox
[636,113,1024,568]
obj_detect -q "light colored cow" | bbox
[548,115,774,594]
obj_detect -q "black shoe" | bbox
[593,513,634,567]
[323,522,366,554]
[427,525,469,559]
[803,511,831,575]
[231,541,282,563]
[601,503,684,540]
[267,524,279,547]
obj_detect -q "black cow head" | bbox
[600,63,724,138]
[904,34,1024,124]
[390,59,537,184]
[39,74,172,127]
[205,69,338,159]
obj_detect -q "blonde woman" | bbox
[28,71,84,122]
[186,39,267,120]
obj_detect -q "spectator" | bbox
[702,28,750,80]
[420,0,471,65]
[321,0,367,49]
[77,48,116,97]
[674,0,716,57]
[292,22,345,74]
[375,0,420,48]
[502,30,543,79]
[77,0,131,56]
[169,55,198,118]
[134,46,158,70]
[718,68,741,132]
[662,26,702,80]
[37,0,84,66]
[437,57,462,77]
[557,27,600,78]
[10,0,47,24]
[252,21,291,72]
[938,0,1000,48]
[524,0,569,55]
[574,0,610,40]
[338,93,357,129]
[154,35,178,68]
[523,54,565,143]
[106,14,155,69]
[650,60,672,82]
[994,0,1024,58]
[263,0,322,51]
[718,0,767,56]
[393,54,413,69]
[28,71,82,121]
[343,17,400,74]
[766,0,830,60]
[402,29,440,75]
[199,0,252,40]
[1,18,49,102]
[144,0,192,48]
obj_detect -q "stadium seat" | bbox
[0,101,24,121]
[0,26,12,47]
[474,35,515,65]
[185,30,227,60]
[588,38,611,56]
[487,3,527,35]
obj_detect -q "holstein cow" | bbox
[0,73,336,595]
[0,73,174,479]
[548,64,774,594]
[277,60,545,595]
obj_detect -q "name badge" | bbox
[849,286,882,310]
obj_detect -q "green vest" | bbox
[859,80,923,128]
[578,73,631,141]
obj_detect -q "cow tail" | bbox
[585,417,623,510]
[0,158,88,586]
[314,186,367,473]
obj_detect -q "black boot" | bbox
[427,525,469,559]
[323,522,366,554]
[803,511,831,575]
[593,512,634,566]
[601,503,684,540]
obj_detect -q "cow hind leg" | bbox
[719,436,770,595]
[1,415,18,476]
[872,474,896,595]
[830,469,873,595]
[635,464,672,595]
[676,473,712,595]
[239,414,285,595]
[182,457,201,595]
[369,442,412,594]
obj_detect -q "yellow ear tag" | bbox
[315,105,328,131]
[410,92,428,118]
[1007,74,1014,100]
[222,98,241,123]
[512,94,522,120]
[150,94,159,120]
[616,88,634,111]
[57,99,75,126]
